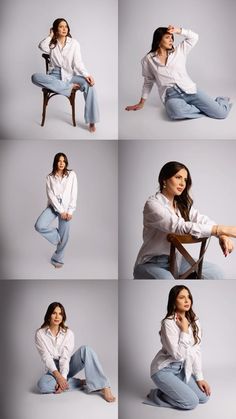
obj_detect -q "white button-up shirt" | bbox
[39,36,89,80]
[46,170,77,215]
[135,192,215,266]
[35,327,74,379]
[141,28,199,103]
[151,317,203,382]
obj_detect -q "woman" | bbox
[145,285,210,410]
[32,18,99,132]
[134,161,236,279]
[35,302,116,402]
[35,152,77,269]
[126,25,232,120]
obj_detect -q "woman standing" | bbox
[35,302,116,402]
[35,152,77,269]
[126,25,231,120]
[32,18,99,132]
[134,161,236,279]
[146,285,210,410]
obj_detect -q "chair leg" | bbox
[41,90,49,127]
[69,91,76,127]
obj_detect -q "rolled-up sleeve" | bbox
[35,330,57,373]
[59,330,75,378]
[67,171,78,215]
[144,200,214,238]
[162,320,192,361]
[180,28,199,54]
[38,36,51,53]
[141,56,155,99]
[46,175,65,214]
[73,40,89,77]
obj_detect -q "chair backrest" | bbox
[167,234,208,279]
[42,53,50,73]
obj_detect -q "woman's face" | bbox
[159,33,174,50]
[57,155,66,172]
[175,289,192,313]
[164,168,188,198]
[50,306,63,327]
[56,20,68,37]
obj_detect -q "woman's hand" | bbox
[86,76,95,86]
[60,212,68,220]
[53,371,69,392]
[175,313,189,333]
[167,25,181,35]
[196,380,211,396]
[219,235,234,257]
[66,213,72,221]
[125,98,145,111]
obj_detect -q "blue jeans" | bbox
[133,255,223,279]
[31,67,100,123]
[146,362,209,410]
[34,205,70,265]
[37,345,110,394]
[165,85,232,120]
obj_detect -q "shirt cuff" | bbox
[195,372,204,381]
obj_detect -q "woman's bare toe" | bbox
[89,123,96,132]
[101,387,116,403]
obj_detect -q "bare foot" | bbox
[51,261,63,269]
[101,387,116,403]
[89,123,96,132]
[80,379,86,388]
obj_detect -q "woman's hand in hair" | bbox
[125,98,146,111]
[86,76,95,86]
[167,25,181,35]
[219,235,234,257]
[196,380,211,396]
[175,313,189,333]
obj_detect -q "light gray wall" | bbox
[0,140,118,279]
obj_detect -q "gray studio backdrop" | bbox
[119,280,236,419]
[119,0,236,140]
[0,280,118,419]
[0,140,117,279]
[119,140,236,279]
[0,0,118,140]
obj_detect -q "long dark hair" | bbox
[161,285,200,345]
[49,152,70,177]
[149,27,174,53]
[40,302,68,331]
[158,161,193,221]
[49,18,72,49]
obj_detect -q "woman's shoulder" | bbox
[144,193,167,211]
[141,52,153,64]
[68,170,77,178]
[64,327,74,337]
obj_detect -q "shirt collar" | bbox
[45,327,66,337]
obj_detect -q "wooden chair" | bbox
[167,234,208,279]
[40,53,77,127]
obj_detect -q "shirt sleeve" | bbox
[162,319,192,361]
[144,199,214,238]
[46,175,65,214]
[38,36,52,54]
[59,330,75,379]
[192,321,204,381]
[35,330,58,373]
[72,40,89,77]
[67,172,78,215]
[141,56,155,99]
[179,28,199,54]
